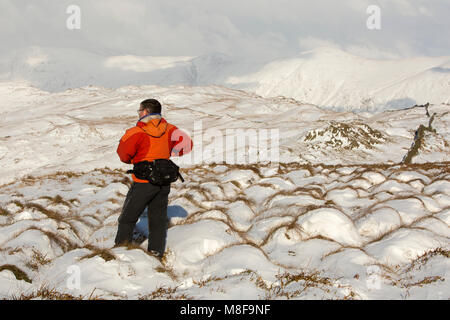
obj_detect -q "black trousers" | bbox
[114,182,170,256]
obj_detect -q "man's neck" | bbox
[139,114,162,123]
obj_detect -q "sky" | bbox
[1,0,449,61]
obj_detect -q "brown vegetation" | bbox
[0,264,32,283]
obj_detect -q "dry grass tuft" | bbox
[0,206,10,216]
[404,276,444,288]
[266,270,335,299]
[112,176,132,188]
[40,195,73,208]
[107,198,121,205]
[25,248,52,271]
[81,245,115,262]
[138,285,191,300]
[277,270,333,288]
[21,201,66,222]
[24,226,78,252]
[0,264,32,283]
[192,275,226,288]
[11,200,24,209]
[404,247,450,273]
[238,269,337,299]
[53,171,84,179]
[11,286,102,300]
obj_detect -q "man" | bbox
[114,99,193,258]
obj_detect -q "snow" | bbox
[0,78,448,300]
[425,180,450,195]
[104,55,193,73]
[297,208,363,247]
[2,46,449,114]
[0,269,32,298]
[365,229,446,266]
[226,47,450,112]
[168,220,242,268]
[226,201,255,232]
[356,207,402,240]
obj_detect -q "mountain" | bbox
[0,47,259,93]
[0,47,195,91]
[226,47,450,112]
[2,46,449,113]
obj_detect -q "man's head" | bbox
[139,99,162,117]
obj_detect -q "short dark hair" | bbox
[140,99,162,113]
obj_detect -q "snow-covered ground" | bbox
[0,162,448,299]
[0,81,448,299]
[0,81,448,187]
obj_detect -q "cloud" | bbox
[0,0,449,60]
[380,0,432,17]
[297,36,412,60]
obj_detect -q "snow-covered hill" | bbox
[0,81,448,299]
[0,47,258,93]
[0,81,449,187]
[2,47,449,112]
[226,47,450,112]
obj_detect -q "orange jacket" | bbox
[117,117,193,183]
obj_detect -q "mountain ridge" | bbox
[2,46,449,112]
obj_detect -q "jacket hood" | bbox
[138,117,168,138]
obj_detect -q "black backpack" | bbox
[127,159,184,186]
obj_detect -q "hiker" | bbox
[114,99,193,258]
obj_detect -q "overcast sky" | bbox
[1,0,449,61]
